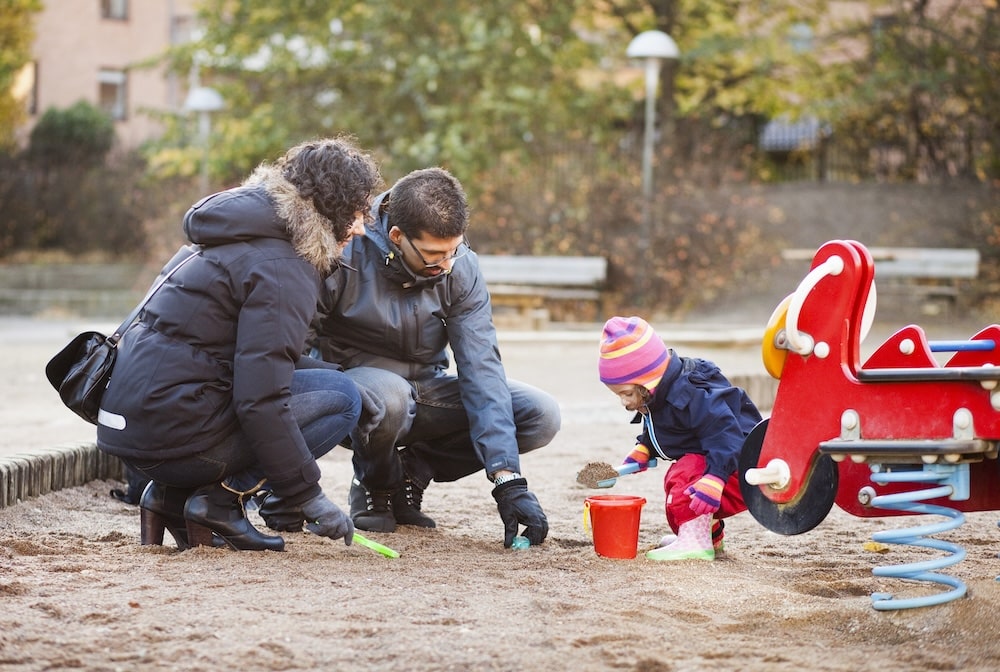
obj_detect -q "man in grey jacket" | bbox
[307,167,560,548]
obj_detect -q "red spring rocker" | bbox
[741,240,1000,609]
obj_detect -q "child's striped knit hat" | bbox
[599,316,670,393]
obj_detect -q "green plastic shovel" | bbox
[352,532,400,558]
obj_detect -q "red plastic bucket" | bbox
[584,495,647,559]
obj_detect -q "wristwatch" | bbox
[492,471,523,487]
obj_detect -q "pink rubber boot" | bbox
[646,514,714,561]
[658,519,724,554]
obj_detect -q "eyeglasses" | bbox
[401,234,471,269]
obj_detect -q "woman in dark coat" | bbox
[96,137,382,551]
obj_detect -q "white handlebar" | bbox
[784,255,844,355]
[744,458,791,490]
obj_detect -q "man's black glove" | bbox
[301,492,354,546]
[492,478,548,548]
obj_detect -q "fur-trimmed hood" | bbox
[184,165,341,274]
[244,164,342,274]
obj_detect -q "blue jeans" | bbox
[129,368,361,492]
[344,366,561,489]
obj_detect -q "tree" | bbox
[149,0,621,190]
[815,0,999,181]
[587,1,829,125]
[0,0,42,153]
[138,0,994,313]
[148,0,846,187]
[592,0,998,182]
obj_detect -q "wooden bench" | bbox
[477,255,608,327]
[781,247,980,316]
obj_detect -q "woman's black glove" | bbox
[491,478,548,548]
[301,493,354,545]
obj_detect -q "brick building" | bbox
[16,0,198,150]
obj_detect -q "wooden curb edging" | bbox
[0,443,124,510]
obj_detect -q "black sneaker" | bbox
[349,478,396,533]
[392,479,436,528]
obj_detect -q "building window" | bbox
[101,0,128,21]
[98,68,127,120]
[13,61,38,115]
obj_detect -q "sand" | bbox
[3,420,1000,672]
[576,461,620,488]
[3,318,1000,671]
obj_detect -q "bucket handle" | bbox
[583,500,592,535]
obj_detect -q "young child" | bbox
[598,316,762,561]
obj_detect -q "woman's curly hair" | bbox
[279,137,382,243]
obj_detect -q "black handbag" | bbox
[45,248,201,425]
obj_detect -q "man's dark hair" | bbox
[388,167,469,239]
[280,136,382,243]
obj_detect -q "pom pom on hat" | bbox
[599,316,670,392]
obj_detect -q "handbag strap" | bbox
[108,246,202,345]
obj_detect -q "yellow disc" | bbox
[762,294,792,379]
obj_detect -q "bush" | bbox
[470,127,772,316]
[0,153,149,260]
[27,101,115,166]
[0,102,159,259]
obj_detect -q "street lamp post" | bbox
[626,30,680,248]
[183,86,225,195]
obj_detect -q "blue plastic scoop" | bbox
[596,458,658,488]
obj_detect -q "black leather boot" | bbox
[349,477,396,533]
[184,482,285,551]
[256,492,305,532]
[392,479,436,528]
[139,481,194,550]
[394,444,436,527]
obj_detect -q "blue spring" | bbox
[867,465,968,610]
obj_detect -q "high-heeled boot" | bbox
[183,481,285,552]
[139,481,194,550]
